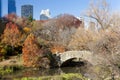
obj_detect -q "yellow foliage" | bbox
[23,27,31,32]
[1,48,6,53]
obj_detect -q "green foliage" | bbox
[0,65,24,77]
[32,21,43,32]
[37,37,49,48]
[13,73,88,80]
[61,73,88,80]
[0,20,6,35]
[4,45,13,56]
[28,16,33,22]
[0,44,21,58]
[0,49,6,60]
[0,45,13,60]
[0,67,13,76]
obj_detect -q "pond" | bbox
[2,66,89,80]
[1,60,91,80]
[1,60,120,80]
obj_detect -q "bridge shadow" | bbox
[60,58,93,74]
[60,58,91,67]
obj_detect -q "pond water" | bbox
[2,61,90,80]
[2,66,88,79]
[2,61,119,80]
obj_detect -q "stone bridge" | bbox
[54,51,98,67]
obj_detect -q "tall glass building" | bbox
[40,14,49,20]
[40,9,51,20]
[8,0,16,14]
[0,0,2,17]
[21,5,33,18]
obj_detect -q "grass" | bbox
[0,66,13,75]
[13,73,89,80]
[0,65,24,76]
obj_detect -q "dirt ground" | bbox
[0,56,22,67]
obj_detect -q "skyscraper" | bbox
[21,5,33,18]
[0,0,2,17]
[8,0,16,14]
[40,9,51,20]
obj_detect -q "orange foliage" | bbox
[2,22,22,46]
[22,33,50,68]
[22,33,39,67]
[50,45,66,54]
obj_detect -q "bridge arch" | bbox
[55,51,93,67]
[60,57,91,67]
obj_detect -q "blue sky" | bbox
[1,0,120,20]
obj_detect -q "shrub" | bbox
[0,47,6,61]
[22,33,51,68]
[0,44,13,60]
[1,22,22,55]
[90,27,120,66]
[68,28,98,50]
[0,44,21,60]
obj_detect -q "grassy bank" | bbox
[13,73,88,80]
[0,65,24,76]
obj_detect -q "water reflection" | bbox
[3,65,119,80]
[3,66,89,79]
[3,60,91,79]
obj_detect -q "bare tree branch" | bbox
[85,0,111,30]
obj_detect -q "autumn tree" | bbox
[55,14,82,28]
[68,27,98,50]
[1,22,22,54]
[85,0,112,30]
[5,13,17,22]
[28,15,34,22]
[32,20,44,32]
[39,14,82,46]
[22,33,50,68]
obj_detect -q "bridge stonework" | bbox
[55,51,94,66]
